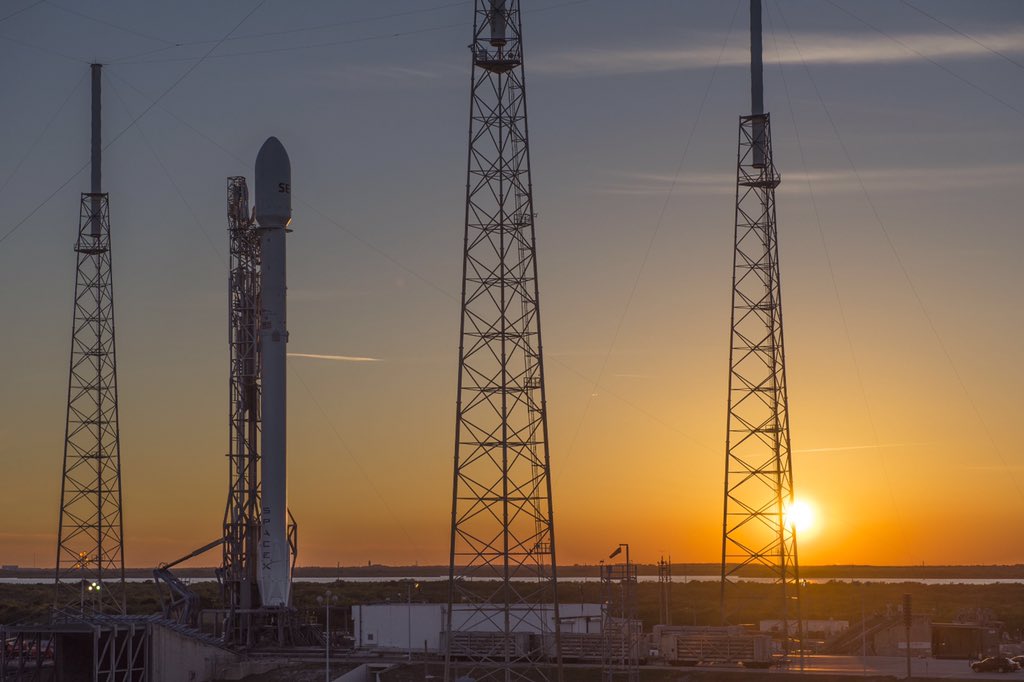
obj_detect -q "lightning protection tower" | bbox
[222,176,262,645]
[719,0,803,655]
[445,2,562,681]
[54,63,126,616]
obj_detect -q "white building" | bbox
[759,619,849,637]
[353,603,603,654]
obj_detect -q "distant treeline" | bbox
[5,563,1024,579]
[5,580,1024,634]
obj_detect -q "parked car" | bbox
[971,656,1019,673]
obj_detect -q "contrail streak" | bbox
[287,353,382,363]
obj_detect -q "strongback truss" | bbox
[222,176,262,645]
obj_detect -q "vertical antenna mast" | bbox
[750,0,763,116]
[445,2,562,681]
[720,0,803,660]
[55,63,126,616]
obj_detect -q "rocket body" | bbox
[255,137,292,608]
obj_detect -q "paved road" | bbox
[783,655,1018,679]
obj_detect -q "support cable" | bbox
[559,0,743,475]
[764,1,911,553]
[823,0,1024,119]
[0,33,90,63]
[0,0,45,24]
[289,365,425,561]
[105,75,227,267]
[108,58,718,461]
[0,0,266,247]
[112,0,592,65]
[774,0,1024,502]
[44,1,176,47]
[109,0,470,64]
[0,70,87,199]
[106,69,425,560]
[898,0,1024,73]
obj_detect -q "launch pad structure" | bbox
[153,144,307,649]
[219,173,265,646]
[720,0,804,659]
[54,63,127,619]
[19,4,821,681]
[445,1,562,682]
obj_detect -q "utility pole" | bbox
[904,594,913,678]
[657,555,673,625]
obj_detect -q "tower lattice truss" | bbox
[55,192,126,616]
[721,113,802,638]
[446,2,561,681]
[222,176,262,644]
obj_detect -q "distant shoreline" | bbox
[4,563,1023,580]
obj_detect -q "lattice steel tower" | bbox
[720,0,803,652]
[445,2,562,680]
[222,176,262,645]
[54,63,126,615]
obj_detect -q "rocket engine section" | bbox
[255,136,292,608]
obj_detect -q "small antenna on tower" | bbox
[750,0,763,116]
[90,63,102,237]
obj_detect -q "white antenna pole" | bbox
[750,0,764,115]
[90,63,102,236]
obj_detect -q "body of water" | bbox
[3,575,1024,585]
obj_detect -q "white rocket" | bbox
[255,136,292,607]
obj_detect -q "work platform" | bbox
[1,613,247,682]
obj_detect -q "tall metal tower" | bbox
[54,63,126,616]
[719,0,803,653]
[222,176,262,645]
[445,1,562,680]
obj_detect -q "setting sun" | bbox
[785,499,817,537]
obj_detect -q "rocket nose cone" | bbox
[258,135,290,182]
[255,136,292,227]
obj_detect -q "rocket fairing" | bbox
[255,137,292,608]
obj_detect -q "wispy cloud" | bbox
[593,163,1024,197]
[795,443,928,454]
[532,29,1024,76]
[288,353,382,363]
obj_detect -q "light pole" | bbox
[317,589,338,682]
[405,581,420,661]
[82,580,100,612]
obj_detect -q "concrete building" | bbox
[1,615,281,681]
[932,622,1002,659]
[873,614,932,656]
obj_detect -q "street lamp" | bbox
[405,581,421,660]
[81,580,100,611]
[317,589,338,682]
